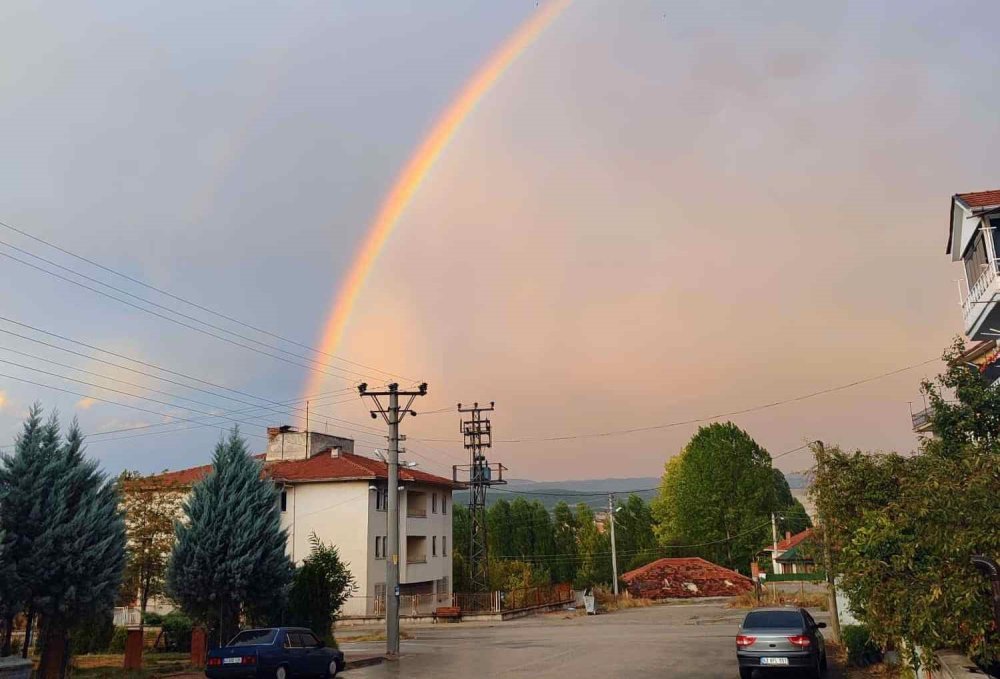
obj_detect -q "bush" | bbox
[71,613,116,654]
[142,611,164,626]
[109,626,128,653]
[842,624,881,667]
[160,611,193,652]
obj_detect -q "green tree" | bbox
[286,534,357,643]
[614,495,658,572]
[651,422,783,572]
[486,498,514,558]
[117,471,183,633]
[551,501,578,584]
[166,428,293,646]
[811,339,1000,670]
[451,504,471,592]
[573,504,611,588]
[0,407,126,677]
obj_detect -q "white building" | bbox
[148,426,457,617]
[947,189,1000,339]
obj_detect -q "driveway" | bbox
[340,601,839,678]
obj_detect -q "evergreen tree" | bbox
[1,406,126,676]
[451,504,471,592]
[615,495,658,572]
[166,428,293,645]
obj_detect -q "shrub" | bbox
[109,626,128,653]
[71,613,116,654]
[142,611,164,626]
[160,611,193,652]
[842,624,882,667]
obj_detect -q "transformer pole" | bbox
[359,382,426,658]
[454,401,506,595]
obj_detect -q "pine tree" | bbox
[0,406,126,676]
[166,428,293,646]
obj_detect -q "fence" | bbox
[767,572,826,582]
[114,607,141,626]
[341,583,573,619]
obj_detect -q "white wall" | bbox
[279,481,371,615]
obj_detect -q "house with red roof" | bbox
[761,528,816,575]
[141,426,459,618]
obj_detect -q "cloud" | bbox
[76,397,98,411]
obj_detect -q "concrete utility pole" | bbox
[359,382,427,659]
[609,493,619,598]
[771,512,780,574]
[814,440,842,643]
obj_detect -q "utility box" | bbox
[584,594,596,615]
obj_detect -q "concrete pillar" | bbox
[190,627,207,668]
[123,629,143,670]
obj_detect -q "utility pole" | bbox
[359,382,427,659]
[771,512,779,574]
[609,493,619,598]
[453,402,506,594]
[814,440,842,642]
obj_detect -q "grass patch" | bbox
[69,651,192,678]
[726,589,828,610]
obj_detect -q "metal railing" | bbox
[964,261,1000,328]
[911,406,933,431]
[114,607,141,626]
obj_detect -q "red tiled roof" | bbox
[145,450,456,489]
[621,557,753,599]
[774,528,813,552]
[955,190,1000,209]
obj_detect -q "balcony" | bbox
[405,535,427,565]
[911,406,933,433]
[962,261,1000,339]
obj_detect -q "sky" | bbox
[1,1,998,482]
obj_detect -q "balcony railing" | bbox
[963,261,1000,329]
[911,406,933,432]
[406,556,427,564]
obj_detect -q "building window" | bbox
[280,490,287,513]
[375,487,388,511]
[375,536,381,559]
[432,536,437,556]
[442,536,447,556]
[442,496,447,515]
[432,493,438,513]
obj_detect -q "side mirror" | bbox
[317,640,325,648]
[816,622,827,629]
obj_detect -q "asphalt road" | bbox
[340,601,837,679]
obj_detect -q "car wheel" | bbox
[821,652,828,673]
[327,659,339,677]
[810,656,823,679]
[275,665,289,679]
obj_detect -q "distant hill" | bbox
[455,472,806,509]
[454,476,661,510]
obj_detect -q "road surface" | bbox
[340,600,837,678]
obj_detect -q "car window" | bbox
[803,611,816,627]
[228,629,277,647]
[743,611,804,629]
[297,632,321,648]
[283,632,302,649]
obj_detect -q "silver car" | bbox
[736,607,827,678]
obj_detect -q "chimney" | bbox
[785,531,792,542]
[264,426,355,462]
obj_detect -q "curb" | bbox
[345,654,388,670]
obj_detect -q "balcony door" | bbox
[965,228,992,289]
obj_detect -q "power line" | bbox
[416,358,939,444]
[0,220,411,381]
[0,245,378,384]
[0,315,362,429]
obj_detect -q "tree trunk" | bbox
[37,620,69,679]
[1,613,13,657]
[20,606,34,659]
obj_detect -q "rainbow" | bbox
[303,0,571,397]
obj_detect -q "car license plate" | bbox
[223,657,242,665]
[761,657,789,666]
